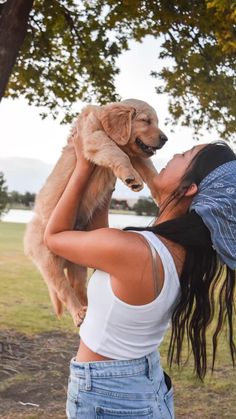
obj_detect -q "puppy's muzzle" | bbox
[136,133,168,156]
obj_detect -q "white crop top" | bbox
[79,231,180,359]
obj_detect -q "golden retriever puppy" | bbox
[24,99,167,326]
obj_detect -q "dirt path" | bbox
[1,330,235,419]
[0,330,79,419]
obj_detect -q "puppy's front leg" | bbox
[131,157,159,202]
[84,130,144,191]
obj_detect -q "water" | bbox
[1,209,33,224]
[1,209,154,229]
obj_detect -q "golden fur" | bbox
[24,99,167,326]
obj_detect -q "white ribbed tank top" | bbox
[79,231,180,359]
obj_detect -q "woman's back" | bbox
[79,232,181,360]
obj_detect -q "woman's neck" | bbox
[155,198,192,225]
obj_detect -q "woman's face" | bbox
[154,144,208,202]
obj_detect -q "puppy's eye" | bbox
[141,118,151,124]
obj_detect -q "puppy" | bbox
[24,99,167,326]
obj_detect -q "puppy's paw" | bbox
[72,306,87,327]
[125,179,143,191]
[123,170,144,191]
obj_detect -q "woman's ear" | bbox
[99,104,136,145]
[185,183,198,197]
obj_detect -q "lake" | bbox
[1,209,154,229]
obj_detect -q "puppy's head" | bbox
[122,99,168,158]
[100,99,168,158]
[99,103,136,146]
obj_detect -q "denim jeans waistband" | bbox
[69,351,160,381]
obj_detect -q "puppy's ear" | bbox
[100,104,136,145]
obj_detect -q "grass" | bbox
[0,222,75,334]
[0,222,235,418]
[109,209,136,215]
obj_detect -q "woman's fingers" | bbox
[77,306,88,326]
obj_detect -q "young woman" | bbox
[44,141,236,419]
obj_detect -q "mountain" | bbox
[0,157,52,194]
[0,156,167,198]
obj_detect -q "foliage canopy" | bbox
[2,0,236,139]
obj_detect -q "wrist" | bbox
[74,162,95,179]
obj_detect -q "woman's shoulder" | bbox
[126,229,185,276]
[156,235,185,278]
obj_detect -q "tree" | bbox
[150,0,236,140]
[0,0,235,138]
[0,0,122,120]
[0,172,8,217]
[110,198,129,211]
[133,197,158,216]
[7,190,36,207]
[21,191,36,207]
[7,190,22,205]
[0,0,34,99]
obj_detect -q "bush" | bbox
[0,172,8,217]
[133,197,158,216]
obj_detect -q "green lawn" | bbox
[0,222,235,418]
[0,222,75,334]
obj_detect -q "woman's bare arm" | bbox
[44,162,95,241]
[43,148,147,278]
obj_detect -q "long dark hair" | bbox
[125,141,236,380]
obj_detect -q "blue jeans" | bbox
[66,351,175,418]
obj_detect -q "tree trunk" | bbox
[0,0,34,100]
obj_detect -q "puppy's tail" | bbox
[48,287,64,318]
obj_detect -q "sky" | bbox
[0,36,220,171]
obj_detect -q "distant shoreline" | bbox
[7,205,136,216]
[1,209,153,226]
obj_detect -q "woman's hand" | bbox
[73,134,96,177]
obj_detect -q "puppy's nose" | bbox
[159,134,168,146]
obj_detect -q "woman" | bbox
[44,141,236,418]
